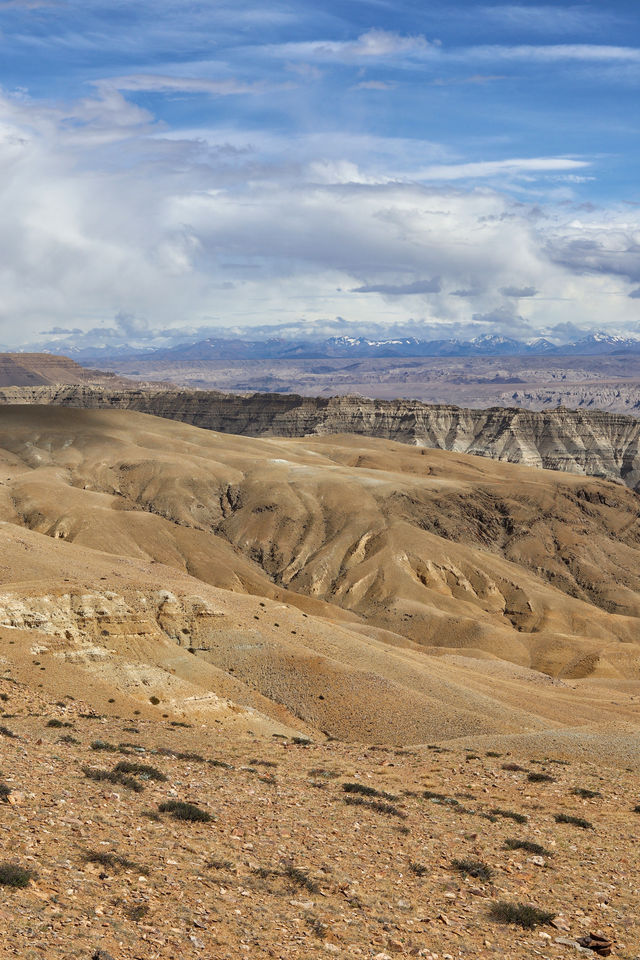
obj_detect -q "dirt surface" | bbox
[0,405,638,958]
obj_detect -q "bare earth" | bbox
[0,406,638,959]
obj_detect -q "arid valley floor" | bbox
[0,399,638,959]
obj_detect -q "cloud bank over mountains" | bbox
[0,1,638,347]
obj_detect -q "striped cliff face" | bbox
[3,385,640,491]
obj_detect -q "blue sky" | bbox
[0,0,639,346]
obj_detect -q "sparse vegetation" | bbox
[490,901,555,929]
[571,787,601,799]
[90,739,118,752]
[452,858,493,881]
[81,766,144,793]
[282,861,320,893]
[0,782,11,802]
[555,813,594,830]
[504,838,552,856]
[502,763,527,772]
[0,725,18,739]
[82,850,148,874]
[113,760,167,782]
[343,782,398,801]
[527,772,555,783]
[491,807,528,824]
[343,795,407,818]
[423,790,459,806]
[409,861,429,877]
[158,799,212,822]
[125,904,149,922]
[46,718,73,728]
[0,863,34,888]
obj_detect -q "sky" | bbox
[0,0,639,348]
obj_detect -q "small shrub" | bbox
[113,761,167,782]
[282,861,320,893]
[82,766,144,793]
[90,739,117,752]
[502,763,527,772]
[424,790,459,806]
[158,800,212,823]
[0,782,11,802]
[207,858,234,871]
[249,759,277,768]
[309,769,339,779]
[571,787,601,799]
[490,901,555,929]
[169,721,191,728]
[59,734,79,744]
[149,696,160,705]
[528,773,555,783]
[452,858,493,881]
[141,809,161,821]
[126,904,149,921]
[409,861,429,877]
[0,862,34,887]
[343,782,398,801]
[46,719,73,729]
[0,725,18,739]
[633,805,640,814]
[486,751,501,757]
[0,693,9,702]
[491,808,528,824]
[504,838,552,856]
[343,796,407,819]
[82,850,148,874]
[555,813,593,830]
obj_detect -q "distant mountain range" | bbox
[9,331,640,363]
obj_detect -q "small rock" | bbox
[529,855,545,867]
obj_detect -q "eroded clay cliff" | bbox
[2,384,640,490]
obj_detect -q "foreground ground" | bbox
[0,675,638,960]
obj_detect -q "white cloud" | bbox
[266,29,434,62]
[0,87,639,347]
[99,74,291,97]
[413,156,589,181]
[470,44,640,63]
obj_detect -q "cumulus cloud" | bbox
[630,288,640,299]
[0,86,639,347]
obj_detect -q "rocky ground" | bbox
[0,673,638,960]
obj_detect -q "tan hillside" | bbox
[0,405,639,750]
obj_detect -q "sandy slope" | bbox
[0,405,638,749]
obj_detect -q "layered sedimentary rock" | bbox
[2,384,640,490]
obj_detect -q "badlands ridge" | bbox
[0,405,639,751]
